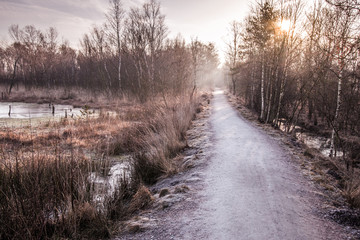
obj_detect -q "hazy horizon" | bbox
[0,0,256,64]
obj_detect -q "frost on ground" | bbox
[115,90,352,240]
[115,94,212,239]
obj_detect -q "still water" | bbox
[278,119,343,157]
[0,102,84,119]
[0,102,95,127]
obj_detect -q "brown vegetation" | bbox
[0,0,217,238]
[225,0,360,212]
[0,92,209,239]
[228,93,360,230]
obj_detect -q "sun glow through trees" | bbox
[279,19,291,32]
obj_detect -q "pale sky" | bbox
[0,0,256,63]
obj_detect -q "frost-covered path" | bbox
[180,89,334,239]
[117,90,347,240]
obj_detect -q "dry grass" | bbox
[0,84,137,109]
[0,118,132,239]
[0,91,208,239]
[128,185,154,213]
[0,152,102,239]
[228,91,360,211]
[344,178,360,208]
[129,95,201,184]
[297,146,360,212]
[295,144,360,211]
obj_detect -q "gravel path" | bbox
[116,90,348,240]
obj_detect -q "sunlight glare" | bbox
[279,19,291,32]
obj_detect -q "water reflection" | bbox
[278,119,343,157]
[0,102,85,119]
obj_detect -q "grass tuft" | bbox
[0,91,209,239]
[128,185,153,213]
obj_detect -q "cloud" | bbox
[1,0,106,20]
[0,0,255,63]
[0,0,109,47]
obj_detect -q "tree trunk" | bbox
[275,68,286,126]
[8,58,19,95]
[266,69,273,123]
[117,29,122,91]
[104,61,112,89]
[150,47,155,96]
[250,63,255,109]
[260,52,265,121]
[118,48,121,90]
[330,68,342,157]
[232,73,236,95]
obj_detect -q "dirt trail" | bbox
[117,90,348,240]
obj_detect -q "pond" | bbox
[0,102,95,127]
[0,102,88,118]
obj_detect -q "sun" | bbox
[279,19,291,32]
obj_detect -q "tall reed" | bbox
[0,92,208,239]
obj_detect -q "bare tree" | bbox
[326,0,360,12]
[225,21,242,95]
[1,0,218,102]
[124,7,148,98]
[143,0,168,95]
[105,0,125,91]
[124,0,167,100]
[190,37,200,92]
[324,3,359,157]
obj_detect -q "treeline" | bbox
[226,0,359,157]
[0,0,218,101]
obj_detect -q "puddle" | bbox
[278,119,343,157]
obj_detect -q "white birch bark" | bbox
[330,68,342,157]
[260,52,265,121]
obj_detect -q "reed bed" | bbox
[0,93,208,239]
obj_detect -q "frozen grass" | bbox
[0,91,208,239]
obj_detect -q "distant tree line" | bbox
[225,0,359,159]
[0,0,218,101]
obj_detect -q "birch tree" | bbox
[245,1,278,122]
[124,0,167,99]
[273,0,304,126]
[325,3,359,157]
[190,38,201,93]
